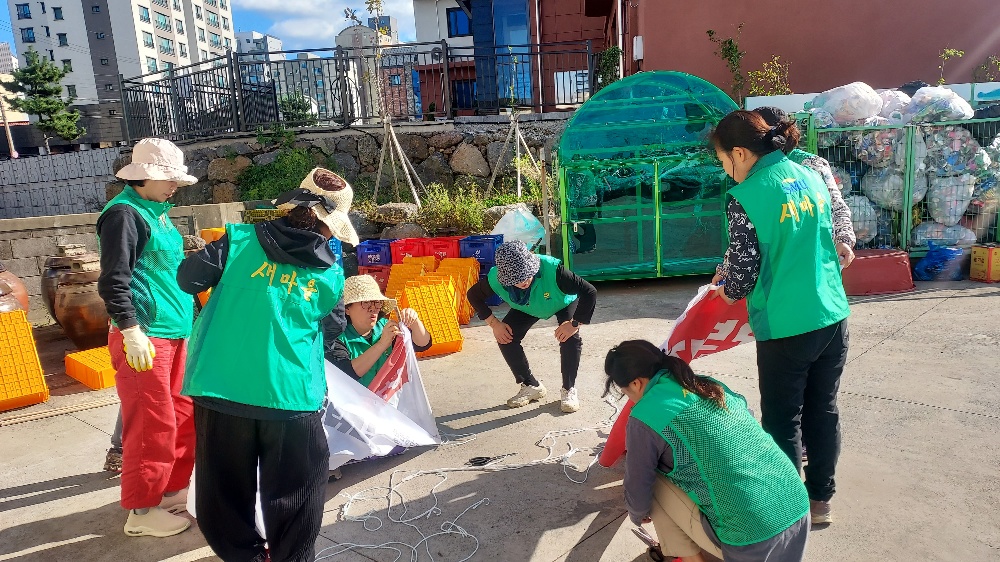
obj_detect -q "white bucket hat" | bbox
[275,167,359,246]
[343,274,396,315]
[115,138,198,187]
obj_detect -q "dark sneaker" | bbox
[104,448,123,473]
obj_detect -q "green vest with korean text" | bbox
[727,151,850,340]
[338,317,391,388]
[182,223,344,411]
[99,185,193,339]
[487,255,577,319]
[630,371,809,546]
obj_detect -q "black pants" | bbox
[756,319,849,502]
[498,301,582,390]
[194,405,330,562]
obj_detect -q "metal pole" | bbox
[586,40,595,101]
[0,95,18,158]
[118,73,131,144]
[168,66,183,140]
[539,148,551,255]
[228,50,244,133]
[440,39,451,119]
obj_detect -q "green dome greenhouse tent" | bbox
[557,71,739,280]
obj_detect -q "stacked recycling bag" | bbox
[801,80,995,248]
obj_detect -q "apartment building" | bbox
[0,42,18,73]
[235,30,283,85]
[6,0,236,146]
[412,0,472,48]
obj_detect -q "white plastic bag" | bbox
[879,90,911,122]
[927,174,976,226]
[924,126,984,177]
[845,194,878,244]
[911,221,977,246]
[830,166,853,192]
[809,82,882,125]
[904,87,974,123]
[861,166,928,211]
[491,207,545,249]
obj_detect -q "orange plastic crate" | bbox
[439,257,481,276]
[434,266,476,324]
[402,283,463,358]
[403,276,459,316]
[65,346,116,390]
[403,255,438,273]
[200,227,226,243]
[385,263,426,301]
[0,310,49,411]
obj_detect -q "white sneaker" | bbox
[157,487,188,514]
[124,507,191,537]
[560,387,580,413]
[507,383,547,408]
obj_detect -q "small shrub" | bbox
[238,148,316,202]
[748,55,792,97]
[415,184,485,235]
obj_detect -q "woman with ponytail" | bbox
[605,341,810,562]
[710,110,851,525]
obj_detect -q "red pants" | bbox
[110,328,195,510]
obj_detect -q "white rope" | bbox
[316,400,623,562]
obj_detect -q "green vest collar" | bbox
[744,150,787,181]
[641,370,668,399]
[122,185,175,216]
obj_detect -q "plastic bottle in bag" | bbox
[861,166,928,210]
[879,90,911,122]
[924,126,983,176]
[831,165,853,192]
[904,87,974,123]
[926,174,976,226]
[808,82,883,125]
[845,194,879,244]
[851,122,899,167]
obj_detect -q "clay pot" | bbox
[0,262,29,312]
[53,269,110,350]
[42,256,77,324]
[0,280,24,313]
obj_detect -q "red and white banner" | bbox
[599,285,753,467]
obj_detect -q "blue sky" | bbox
[0,0,417,61]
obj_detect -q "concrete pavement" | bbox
[2,277,999,561]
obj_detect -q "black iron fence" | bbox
[119,40,594,142]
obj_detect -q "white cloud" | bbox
[233,0,416,49]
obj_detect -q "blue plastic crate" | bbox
[460,235,504,266]
[481,273,504,306]
[357,239,394,266]
[328,237,344,267]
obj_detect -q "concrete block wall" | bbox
[0,202,245,325]
[0,148,121,220]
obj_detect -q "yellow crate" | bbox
[970,244,1000,283]
[0,310,49,411]
[402,283,463,358]
[385,263,426,302]
[403,255,438,273]
[65,346,116,390]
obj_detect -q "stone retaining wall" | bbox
[0,203,246,325]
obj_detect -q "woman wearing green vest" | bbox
[329,274,432,387]
[98,138,197,538]
[176,168,356,562]
[606,340,810,562]
[710,110,851,525]
[467,240,597,413]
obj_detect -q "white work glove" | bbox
[121,325,156,372]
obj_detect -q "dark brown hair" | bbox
[604,340,726,408]
[286,205,324,235]
[710,109,800,157]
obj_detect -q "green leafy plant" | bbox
[747,55,792,97]
[938,48,965,85]
[278,92,317,126]
[415,184,485,235]
[972,55,1000,83]
[256,123,296,149]
[237,148,316,201]
[1,48,85,152]
[707,24,746,105]
[594,46,622,94]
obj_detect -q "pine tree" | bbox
[1,48,85,152]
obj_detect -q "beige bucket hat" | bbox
[115,138,198,187]
[343,274,396,315]
[275,167,359,246]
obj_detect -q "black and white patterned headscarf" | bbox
[495,240,541,286]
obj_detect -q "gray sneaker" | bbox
[810,500,833,525]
